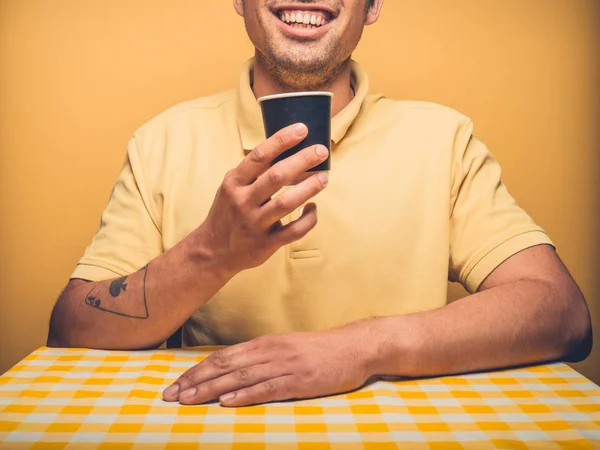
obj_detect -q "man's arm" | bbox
[48,123,329,349]
[161,244,592,407]
[371,244,592,377]
[47,233,232,350]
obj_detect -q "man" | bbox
[47,0,592,408]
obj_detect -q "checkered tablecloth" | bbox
[1,347,599,449]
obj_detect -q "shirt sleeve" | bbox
[448,120,554,293]
[70,136,163,281]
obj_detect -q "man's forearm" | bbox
[48,226,234,350]
[367,278,592,378]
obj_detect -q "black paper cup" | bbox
[258,91,332,185]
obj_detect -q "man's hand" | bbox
[195,123,329,276]
[162,323,376,407]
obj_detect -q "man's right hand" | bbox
[196,123,329,275]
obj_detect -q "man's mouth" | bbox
[272,6,335,30]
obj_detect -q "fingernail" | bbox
[305,203,316,212]
[315,145,328,157]
[220,392,236,403]
[317,172,329,185]
[181,387,197,401]
[293,123,307,136]
[164,384,179,398]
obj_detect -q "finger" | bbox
[251,144,329,204]
[219,375,297,407]
[178,363,289,405]
[258,172,328,227]
[271,202,318,246]
[162,341,263,401]
[235,123,308,185]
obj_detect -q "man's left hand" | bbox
[162,322,376,407]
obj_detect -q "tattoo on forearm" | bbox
[109,276,128,297]
[84,265,149,319]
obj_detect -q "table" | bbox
[1,347,599,449]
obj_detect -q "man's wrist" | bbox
[182,223,238,282]
[359,315,422,378]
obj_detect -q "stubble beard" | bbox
[256,42,351,91]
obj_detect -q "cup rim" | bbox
[257,91,334,103]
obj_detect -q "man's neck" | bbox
[251,54,355,118]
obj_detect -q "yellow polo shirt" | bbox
[72,59,553,346]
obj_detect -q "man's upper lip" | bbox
[271,4,337,19]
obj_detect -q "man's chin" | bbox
[274,56,334,76]
[258,48,344,90]
[277,68,335,90]
[282,61,330,76]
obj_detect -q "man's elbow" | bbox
[561,290,593,363]
[46,280,89,348]
[46,322,71,348]
[46,305,72,348]
[46,334,62,348]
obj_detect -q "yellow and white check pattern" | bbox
[1,347,599,449]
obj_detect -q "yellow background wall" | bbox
[1,0,598,384]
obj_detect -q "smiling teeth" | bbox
[279,10,329,27]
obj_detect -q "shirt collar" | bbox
[237,58,370,151]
